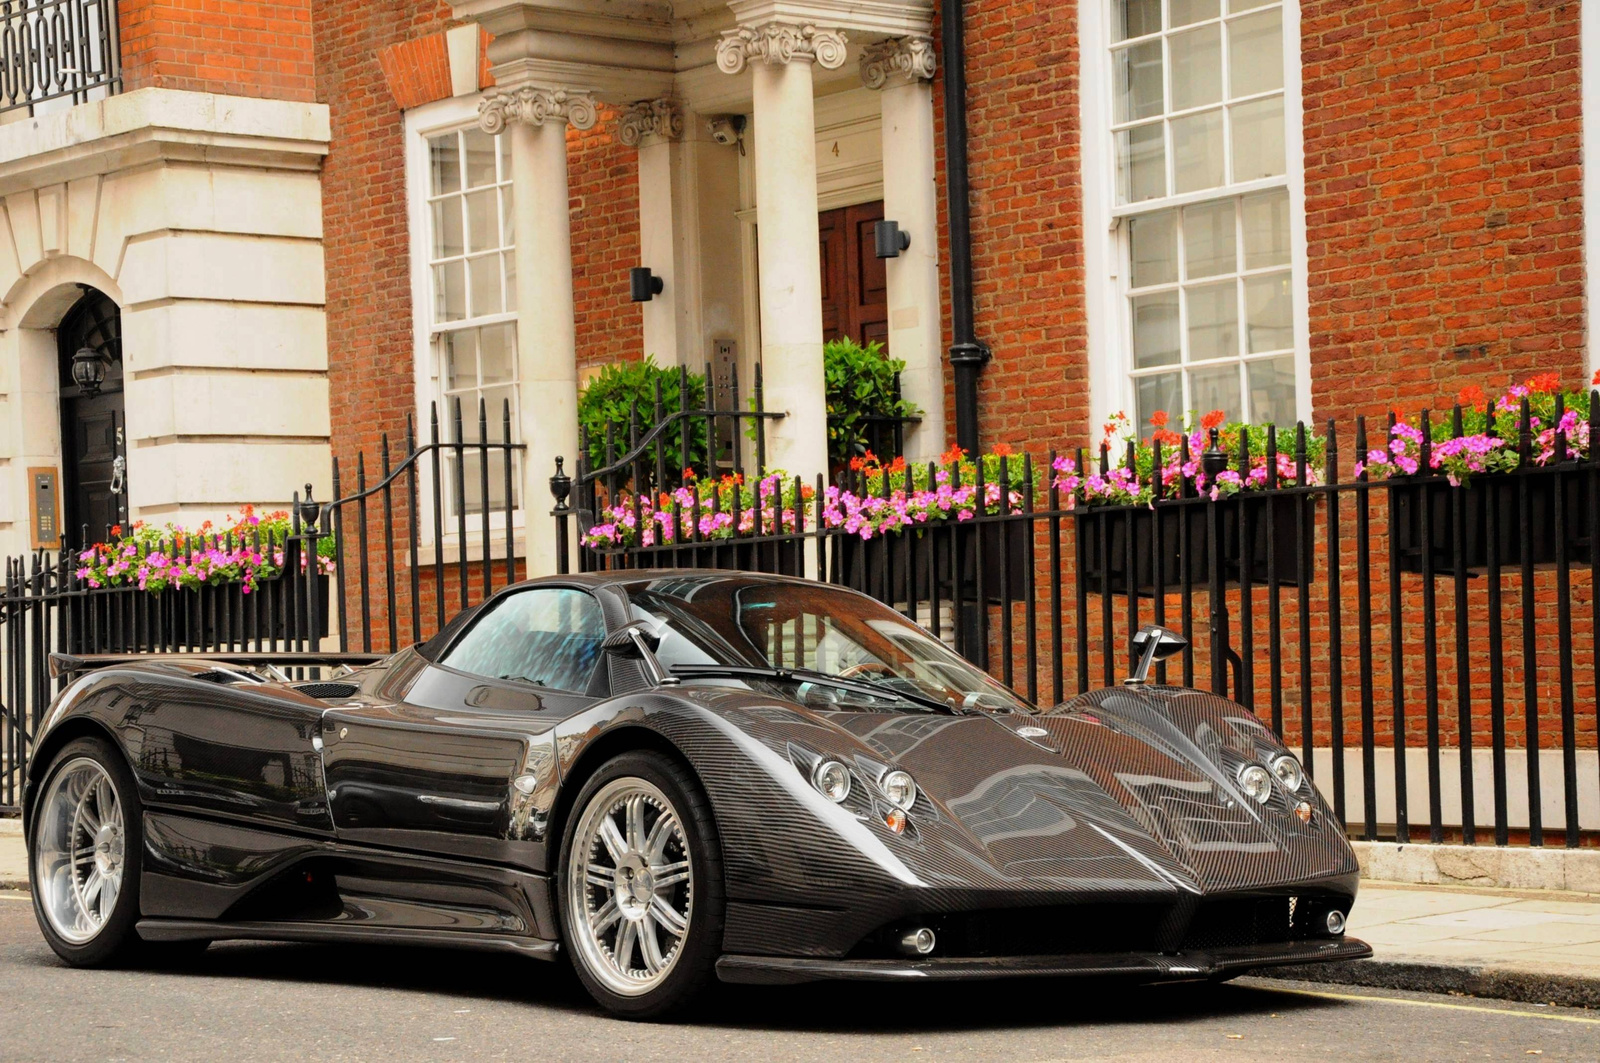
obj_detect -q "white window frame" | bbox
[405,93,525,559]
[1083,0,1311,433]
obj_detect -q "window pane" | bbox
[1186,281,1237,362]
[431,199,464,260]
[1132,291,1180,367]
[1114,41,1164,122]
[1247,355,1296,426]
[482,384,517,435]
[503,252,517,311]
[1129,210,1178,287]
[1231,96,1285,180]
[1229,9,1283,97]
[1169,0,1220,27]
[463,128,498,188]
[469,255,503,317]
[501,186,516,246]
[500,132,512,181]
[466,189,499,253]
[1136,372,1183,431]
[480,322,516,384]
[441,588,606,692]
[1242,190,1291,268]
[1183,200,1236,278]
[444,329,478,391]
[1114,0,1161,41]
[1118,123,1166,203]
[1189,363,1242,423]
[1229,0,1276,11]
[1244,272,1293,352]
[1169,25,1222,111]
[1172,109,1224,193]
[435,261,466,322]
[429,134,461,196]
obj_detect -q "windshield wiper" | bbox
[668,664,959,715]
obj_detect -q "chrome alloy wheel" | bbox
[34,757,126,945]
[567,777,693,997]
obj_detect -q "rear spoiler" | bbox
[49,651,387,680]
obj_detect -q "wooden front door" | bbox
[58,288,126,544]
[818,201,889,350]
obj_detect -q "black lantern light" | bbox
[71,346,110,397]
[629,267,664,302]
[873,219,911,259]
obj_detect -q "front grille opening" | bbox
[1182,893,1352,950]
[850,903,1165,960]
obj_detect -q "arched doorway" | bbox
[57,287,126,543]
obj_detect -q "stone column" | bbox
[862,37,946,463]
[717,23,847,482]
[479,86,597,576]
[618,99,691,366]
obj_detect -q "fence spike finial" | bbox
[550,456,572,511]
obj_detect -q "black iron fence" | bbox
[557,401,1600,849]
[0,0,121,116]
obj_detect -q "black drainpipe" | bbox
[940,0,989,454]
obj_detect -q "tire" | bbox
[30,737,146,967]
[557,750,725,1020]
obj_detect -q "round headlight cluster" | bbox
[812,760,852,803]
[1271,755,1305,792]
[1237,764,1273,804]
[880,770,917,811]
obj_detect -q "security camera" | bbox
[707,115,746,146]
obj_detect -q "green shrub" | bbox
[824,338,921,469]
[578,357,708,478]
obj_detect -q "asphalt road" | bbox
[2,892,1597,1062]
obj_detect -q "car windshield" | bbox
[625,576,1031,714]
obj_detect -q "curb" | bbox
[1253,958,1600,1010]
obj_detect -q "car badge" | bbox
[1016,726,1049,739]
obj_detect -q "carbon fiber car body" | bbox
[23,571,1369,983]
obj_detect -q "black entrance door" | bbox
[58,288,126,544]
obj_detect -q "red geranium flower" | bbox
[1200,409,1226,431]
[1149,410,1169,429]
[1458,384,1486,407]
[992,442,1014,457]
[1528,372,1561,394]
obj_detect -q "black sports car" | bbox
[23,570,1369,1018]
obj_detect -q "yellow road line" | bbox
[1260,984,1600,1025]
[0,890,30,901]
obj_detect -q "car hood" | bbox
[740,683,1358,897]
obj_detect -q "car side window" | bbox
[440,588,606,693]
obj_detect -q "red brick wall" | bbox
[932,0,1092,457]
[1301,0,1586,427]
[120,0,317,102]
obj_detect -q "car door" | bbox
[320,586,607,866]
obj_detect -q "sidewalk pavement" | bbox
[0,821,1594,1007]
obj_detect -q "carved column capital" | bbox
[478,87,600,135]
[859,36,937,90]
[715,23,849,75]
[616,98,685,147]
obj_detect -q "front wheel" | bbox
[558,751,724,1020]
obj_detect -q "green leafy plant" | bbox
[577,356,708,479]
[823,338,921,470]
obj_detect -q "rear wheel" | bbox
[558,751,724,1020]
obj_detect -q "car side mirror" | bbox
[603,622,675,686]
[1126,625,1187,686]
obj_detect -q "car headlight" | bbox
[1237,764,1273,804]
[1271,754,1305,792]
[880,770,917,811]
[812,760,852,803]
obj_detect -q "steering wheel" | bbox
[836,660,896,680]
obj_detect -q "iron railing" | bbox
[557,401,1600,849]
[0,0,121,116]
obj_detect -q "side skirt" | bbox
[136,918,561,960]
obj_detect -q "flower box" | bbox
[830,518,1032,604]
[619,537,805,576]
[1077,493,1315,596]
[1389,469,1593,575]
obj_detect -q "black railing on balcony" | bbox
[0,0,121,116]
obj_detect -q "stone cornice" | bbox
[477,86,600,133]
[616,98,685,147]
[715,22,849,74]
[859,36,935,89]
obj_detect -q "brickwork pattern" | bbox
[119,0,317,102]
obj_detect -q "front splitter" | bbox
[716,937,1372,985]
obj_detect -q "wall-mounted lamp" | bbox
[71,346,110,397]
[874,220,911,259]
[630,267,664,302]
